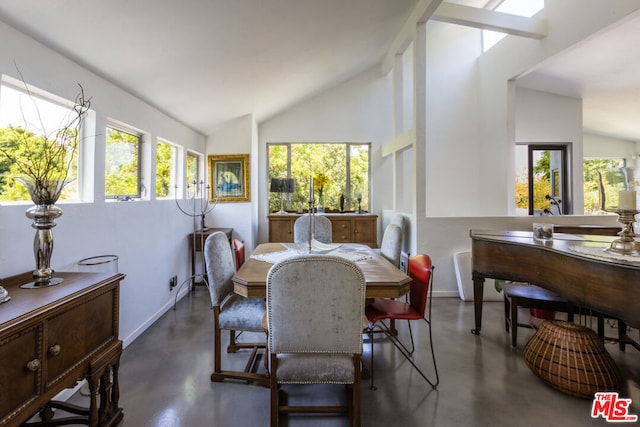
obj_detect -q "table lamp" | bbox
[270,178,286,214]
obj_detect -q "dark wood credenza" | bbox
[0,271,125,427]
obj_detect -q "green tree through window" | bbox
[105,127,140,198]
[0,83,81,202]
[267,143,370,213]
[156,141,175,199]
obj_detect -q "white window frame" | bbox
[105,119,148,201]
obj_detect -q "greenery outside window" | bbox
[584,158,627,214]
[186,151,204,198]
[105,124,141,200]
[267,142,370,213]
[156,140,177,199]
[0,80,82,202]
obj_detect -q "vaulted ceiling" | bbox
[1,1,638,142]
[0,0,418,135]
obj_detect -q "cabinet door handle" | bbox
[26,358,41,371]
[49,344,61,356]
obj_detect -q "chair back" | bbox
[293,215,333,244]
[266,255,365,354]
[379,224,403,268]
[407,254,434,317]
[204,231,236,307]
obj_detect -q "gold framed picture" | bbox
[208,154,250,202]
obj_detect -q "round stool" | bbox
[523,320,621,399]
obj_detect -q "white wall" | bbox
[584,132,637,161]
[257,1,640,297]
[412,1,640,295]
[514,87,584,213]
[4,0,640,351]
[258,67,395,243]
[206,114,258,252]
[0,20,206,346]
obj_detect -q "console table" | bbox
[470,230,640,348]
[268,214,378,247]
[0,271,125,427]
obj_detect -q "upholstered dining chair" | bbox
[376,223,403,268]
[204,231,268,385]
[293,214,333,244]
[365,254,439,390]
[266,255,365,427]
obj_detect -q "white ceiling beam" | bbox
[380,0,443,75]
[432,2,547,40]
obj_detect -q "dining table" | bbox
[232,242,411,298]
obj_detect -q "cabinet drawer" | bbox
[0,325,41,422]
[46,289,116,386]
[331,220,352,243]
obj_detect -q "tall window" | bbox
[156,140,177,199]
[105,125,141,199]
[0,81,82,202]
[584,158,627,214]
[186,151,200,191]
[267,143,370,213]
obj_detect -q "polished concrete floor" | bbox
[71,288,640,426]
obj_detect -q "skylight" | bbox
[483,0,544,52]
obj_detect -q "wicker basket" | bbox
[523,320,621,399]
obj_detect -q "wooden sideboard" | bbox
[268,214,378,247]
[0,271,125,427]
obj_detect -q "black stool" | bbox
[503,283,574,347]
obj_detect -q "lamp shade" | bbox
[270,178,284,193]
[283,178,295,194]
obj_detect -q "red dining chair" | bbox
[365,254,439,390]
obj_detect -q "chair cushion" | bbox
[276,353,356,384]
[219,294,265,332]
[365,298,422,324]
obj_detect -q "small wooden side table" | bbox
[188,228,233,287]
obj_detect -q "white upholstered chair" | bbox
[204,231,268,385]
[293,214,333,244]
[377,223,402,268]
[266,255,365,426]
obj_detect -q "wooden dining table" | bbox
[232,242,411,298]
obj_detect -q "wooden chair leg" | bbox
[228,329,237,353]
[213,313,222,378]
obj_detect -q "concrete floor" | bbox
[70,288,640,426]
